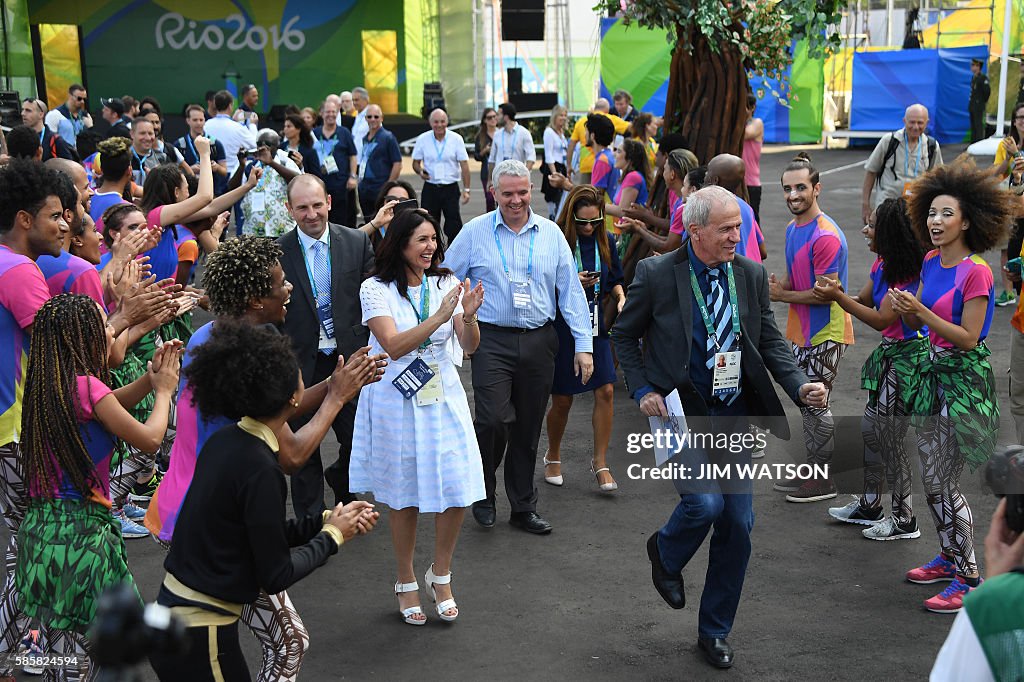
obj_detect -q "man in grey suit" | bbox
[610,186,827,670]
[279,174,375,517]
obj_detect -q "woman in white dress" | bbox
[350,208,485,626]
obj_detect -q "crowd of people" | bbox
[0,80,1022,680]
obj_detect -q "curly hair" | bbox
[872,197,927,287]
[0,159,63,233]
[96,137,132,183]
[201,235,283,317]
[906,154,1016,254]
[184,318,299,420]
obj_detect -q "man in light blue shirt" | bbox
[443,160,593,534]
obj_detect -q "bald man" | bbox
[861,103,942,223]
[412,108,471,242]
[706,154,766,262]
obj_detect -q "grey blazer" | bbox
[610,243,807,439]
[278,223,375,385]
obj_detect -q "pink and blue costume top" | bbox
[918,250,994,350]
[0,246,51,445]
[784,212,854,347]
[868,257,924,341]
[35,250,106,310]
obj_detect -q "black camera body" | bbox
[89,584,186,680]
[985,445,1024,533]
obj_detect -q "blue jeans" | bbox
[657,410,753,639]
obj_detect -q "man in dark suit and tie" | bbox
[279,174,375,517]
[610,186,827,669]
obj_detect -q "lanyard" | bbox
[405,278,433,351]
[38,128,45,145]
[299,238,331,300]
[904,132,922,179]
[498,125,516,160]
[689,262,741,351]
[432,133,448,162]
[185,134,197,161]
[574,240,601,298]
[316,134,338,160]
[493,215,536,282]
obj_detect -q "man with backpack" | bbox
[860,104,942,224]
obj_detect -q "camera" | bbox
[89,584,186,681]
[984,445,1024,533]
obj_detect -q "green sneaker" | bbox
[996,290,1017,307]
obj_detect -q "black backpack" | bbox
[877,131,937,186]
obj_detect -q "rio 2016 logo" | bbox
[155,13,306,52]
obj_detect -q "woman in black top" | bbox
[281,114,321,176]
[474,108,498,212]
[150,321,380,682]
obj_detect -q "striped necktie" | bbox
[312,241,334,354]
[705,268,740,405]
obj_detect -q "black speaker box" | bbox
[501,0,544,41]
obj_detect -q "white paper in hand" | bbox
[647,389,687,466]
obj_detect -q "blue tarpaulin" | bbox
[850,45,988,143]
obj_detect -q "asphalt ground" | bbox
[6,143,1018,681]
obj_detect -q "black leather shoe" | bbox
[697,637,734,669]
[508,511,552,534]
[646,533,685,609]
[472,501,496,528]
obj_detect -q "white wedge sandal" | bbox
[395,580,427,626]
[424,564,459,622]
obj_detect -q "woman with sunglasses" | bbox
[474,108,498,212]
[543,185,625,492]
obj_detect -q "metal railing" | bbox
[397,110,589,154]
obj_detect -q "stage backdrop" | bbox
[26,0,410,115]
[849,45,989,143]
[598,18,825,144]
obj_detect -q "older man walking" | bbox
[443,160,593,534]
[611,185,826,669]
[412,108,471,242]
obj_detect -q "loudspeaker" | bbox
[422,82,445,119]
[509,92,558,113]
[0,91,21,127]
[507,68,523,96]
[501,0,544,41]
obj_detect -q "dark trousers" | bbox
[1011,219,1024,296]
[151,621,249,681]
[657,409,753,639]
[346,188,358,226]
[470,323,558,512]
[289,350,358,517]
[969,104,986,143]
[746,185,762,227]
[421,182,463,243]
[326,187,350,227]
[358,184,383,222]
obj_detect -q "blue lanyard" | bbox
[299,238,331,300]
[498,126,517,160]
[432,133,448,162]
[185,134,198,161]
[904,132,922,178]
[574,240,600,297]
[405,279,433,350]
[493,214,536,282]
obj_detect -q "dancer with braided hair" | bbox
[813,197,928,539]
[144,235,385,682]
[17,294,181,681]
[889,155,1016,613]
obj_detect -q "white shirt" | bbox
[352,110,369,158]
[203,114,258,176]
[488,123,536,165]
[411,129,469,185]
[295,224,335,351]
[543,127,567,166]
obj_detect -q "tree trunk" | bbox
[664,25,749,164]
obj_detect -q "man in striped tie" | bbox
[611,185,827,670]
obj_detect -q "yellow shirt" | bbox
[570,112,629,174]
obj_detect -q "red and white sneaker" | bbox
[923,577,979,614]
[905,553,956,584]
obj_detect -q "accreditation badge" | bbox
[712,351,742,396]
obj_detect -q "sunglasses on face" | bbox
[365,115,381,119]
[485,114,497,119]
[75,96,87,102]
[574,215,604,224]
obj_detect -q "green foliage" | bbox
[596,0,846,82]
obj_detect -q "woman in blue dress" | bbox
[543,185,626,492]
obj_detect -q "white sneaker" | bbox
[862,516,921,541]
[828,498,884,525]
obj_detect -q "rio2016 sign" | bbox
[155,13,306,52]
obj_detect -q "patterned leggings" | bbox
[860,360,914,524]
[108,445,155,508]
[0,442,29,675]
[791,341,846,466]
[155,539,309,681]
[916,385,977,577]
[41,628,91,681]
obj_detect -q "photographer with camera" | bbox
[932,491,1024,680]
